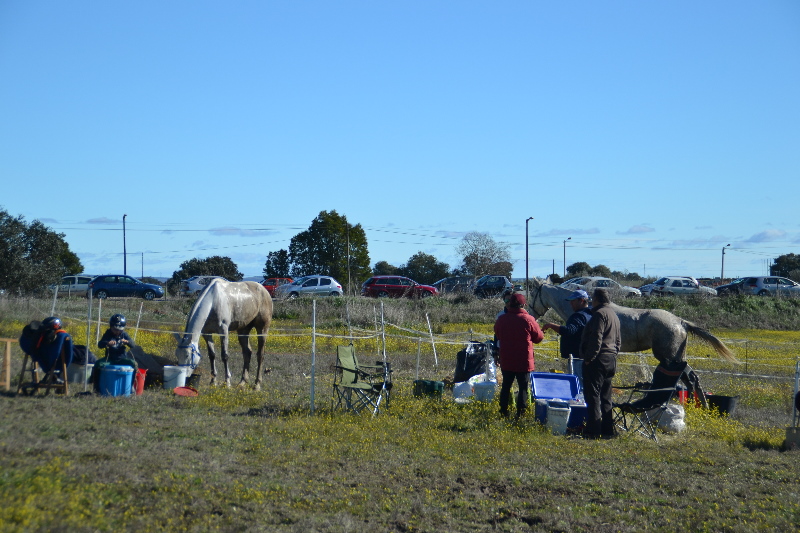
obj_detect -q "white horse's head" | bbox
[175,340,202,376]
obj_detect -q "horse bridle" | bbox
[529,284,547,319]
[178,342,202,370]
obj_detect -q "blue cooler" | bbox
[99,365,135,397]
[530,372,586,429]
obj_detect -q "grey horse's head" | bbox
[526,279,550,319]
[174,339,201,376]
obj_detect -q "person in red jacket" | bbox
[493,293,544,419]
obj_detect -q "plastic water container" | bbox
[99,365,134,397]
[473,381,497,402]
[67,363,94,385]
[546,400,572,435]
[163,366,187,389]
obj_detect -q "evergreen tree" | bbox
[288,210,371,291]
[0,207,83,294]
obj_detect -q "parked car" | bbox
[473,275,513,298]
[274,275,343,299]
[47,274,94,296]
[87,275,164,300]
[261,277,293,297]
[651,277,716,297]
[638,276,699,296]
[432,276,474,294]
[715,278,746,296]
[361,275,438,298]
[739,276,800,296]
[180,275,227,296]
[560,276,641,298]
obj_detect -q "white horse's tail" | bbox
[682,320,739,363]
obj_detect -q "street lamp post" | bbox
[525,217,533,304]
[721,244,730,282]
[563,237,571,277]
[123,214,128,276]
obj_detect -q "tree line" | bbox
[3,205,797,295]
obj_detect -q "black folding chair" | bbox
[613,361,687,442]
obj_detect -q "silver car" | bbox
[180,275,227,296]
[740,276,800,296]
[273,275,343,299]
[560,276,641,298]
[651,276,716,297]
[639,276,701,296]
[48,274,94,296]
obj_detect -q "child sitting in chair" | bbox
[92,313,138,392]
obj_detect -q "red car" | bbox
[361,276,438,298]
[262,277,293,296]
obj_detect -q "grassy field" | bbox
[0,295,798,531]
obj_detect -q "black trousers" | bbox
[583,353,616,437]
[499,370,530,417]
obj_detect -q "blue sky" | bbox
[1,1,798,281]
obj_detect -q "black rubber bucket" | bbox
[413,379,443,398]
[707,394,739,416]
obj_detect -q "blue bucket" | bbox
[99,365,135,397]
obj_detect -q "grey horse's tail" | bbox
[682,320,739,363]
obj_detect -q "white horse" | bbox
[174,279,273,390]
[528,278,738,403]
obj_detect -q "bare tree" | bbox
[455,232,511,277]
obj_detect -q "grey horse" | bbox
[174,279,273,390]
[528,278,738,405]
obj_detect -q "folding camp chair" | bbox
[612,361,687,442]
[332,345,392,416]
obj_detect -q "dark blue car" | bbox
[87,275,164,300]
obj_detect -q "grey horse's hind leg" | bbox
[219,328,233,387]
[252,328,267,391]
[237,330,253,388]
[203,334,219,386]
[681,365,709,409]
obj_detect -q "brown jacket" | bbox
[579,303,621,365]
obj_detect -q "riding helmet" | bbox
[109,313,126,329]
[42,316,62,330]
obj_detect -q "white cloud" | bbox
[618,225,655,235]
[746,229,786,243]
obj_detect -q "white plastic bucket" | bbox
[473,381,497,402]
[546,402,572,435]
[452,381,474,400]
[67,363,94,385]
[163,366,187,389]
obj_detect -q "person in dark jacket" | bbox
[494,293,544,419]
[92,314,137,391]
[542,289,592,360]
[580,288,621,439]
[98,313,137,363]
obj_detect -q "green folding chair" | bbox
[332,345,392,416]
